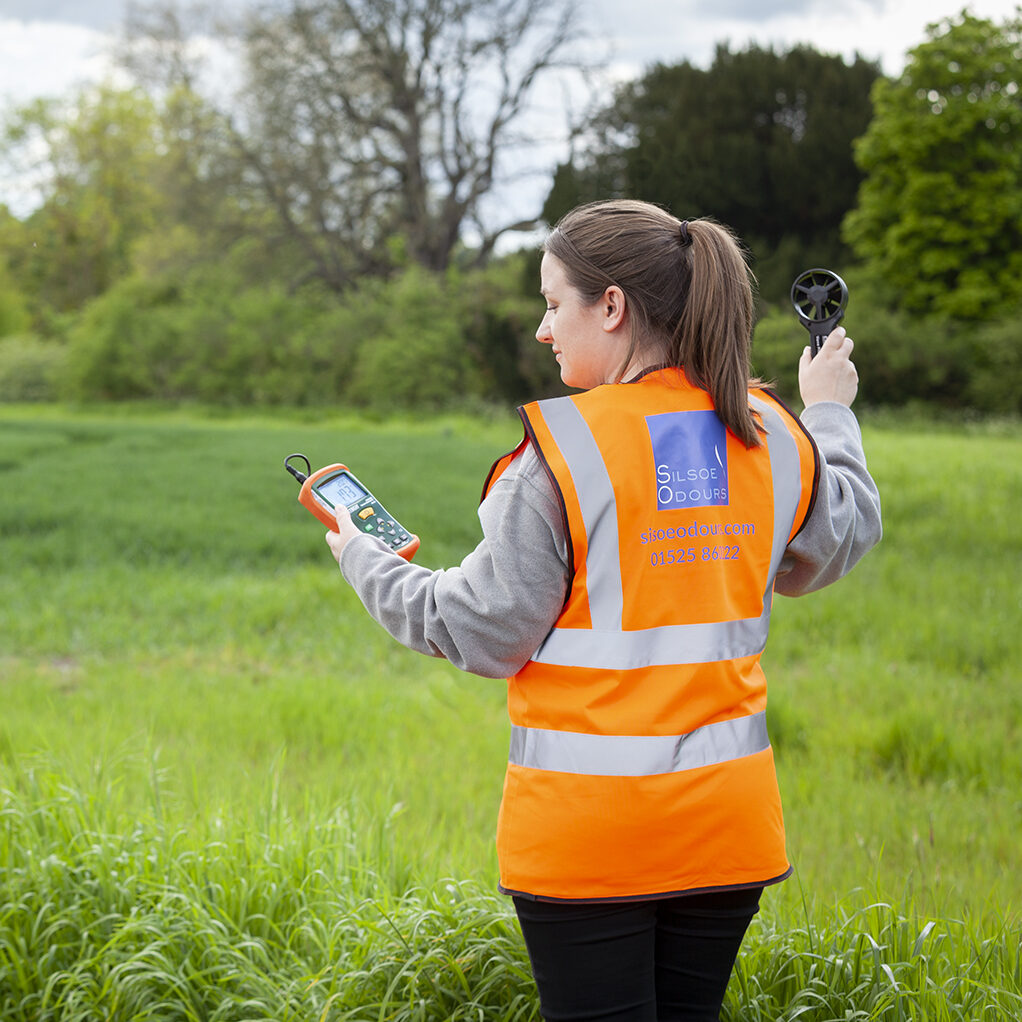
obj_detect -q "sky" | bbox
[1,0,1020,109]
[0,0,1018,225]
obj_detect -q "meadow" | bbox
[1,404,1020,1020]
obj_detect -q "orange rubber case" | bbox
[299,463,419,560]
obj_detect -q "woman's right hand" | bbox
[325,506,363,565]
[798,326,859,408]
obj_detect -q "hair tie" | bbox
[678,220,692,247]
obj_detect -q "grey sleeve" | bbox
[337,445,569,678]
[774,401,883,596]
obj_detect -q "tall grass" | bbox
[728,901,1022,1020]
[1,405,1020,1017]
[0,761,538,1021]
[2,759,1019,1020]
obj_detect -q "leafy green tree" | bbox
[0,80,265,330]
[0,88,168,320]
[843,10,1022,319]
[0,250,30,338]
[544,44,880,299]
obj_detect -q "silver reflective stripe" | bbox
[539,399,623,630]
[533,610,769,669]
[748,394,802,581]
[530,394,804,670]
[508,711,770,776]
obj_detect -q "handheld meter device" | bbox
[284,453,420,560]
[791,267,849,358]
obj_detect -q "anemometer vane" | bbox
[790,268,849,358]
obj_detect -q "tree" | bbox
[0,80,251,325]
[123,0,591,291]
[543,44,881,300]
[843,10,1022,320]
[0,87,170,320]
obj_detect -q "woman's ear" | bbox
[601,285,627,333]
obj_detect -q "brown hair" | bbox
[544,199,762,447]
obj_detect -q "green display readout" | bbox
[313,471,369,509]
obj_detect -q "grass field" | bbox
[1,404,1020,1019]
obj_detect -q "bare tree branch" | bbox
[121,0,601,289]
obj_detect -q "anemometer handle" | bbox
[791,268,849,358]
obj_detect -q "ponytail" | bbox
[671,220,762,448]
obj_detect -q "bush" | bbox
[0,275,31,339]
[63,272,356,405]
[0,335,67,402]
[966,312,1022,415]
[345,267,482,410]
[346,261,562,411]
[182,282,354,406]
[846,299,971,408]
[62,245,1016,417]
[61,257,549,411]
[63,277,186,400]
[750,306,804,404]
[457,255,565,406]
[752,273,1021,415]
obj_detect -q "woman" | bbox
[325,200,881,1021]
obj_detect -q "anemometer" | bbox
[284,454,420,560]
[791,268,849,357]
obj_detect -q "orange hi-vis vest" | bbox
[482,369,820,901]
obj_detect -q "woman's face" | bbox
[537,253,627,390]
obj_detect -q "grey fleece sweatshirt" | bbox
[339,401,882,679]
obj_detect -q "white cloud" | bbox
[3,0,1020,113]
[586,0,1020,77]
[0,18,117,108]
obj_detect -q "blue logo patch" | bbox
[646,411,729,509]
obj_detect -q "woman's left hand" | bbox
[798,326,859,408]
[325,509,362,564]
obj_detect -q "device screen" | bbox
[315,471,369,509]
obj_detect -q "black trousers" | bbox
[513,887,762,1022]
